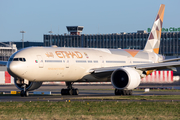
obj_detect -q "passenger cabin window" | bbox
[12,58,26,62]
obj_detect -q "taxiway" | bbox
[1,84,180,102]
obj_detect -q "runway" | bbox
[1,84,180,102]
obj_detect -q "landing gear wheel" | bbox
[125,90,129,95]
[73,89,79,95]
[20,90,29,97]
[61,82,79,95]
[61,89,69,95]
[122,90,127,95]
[129,90,132,95]
[24,91,29,97]
[20,90,24,97]
[114,89,133,96]
[61,88,79,95]
[68,89,73,95]
[61,89,65,95]
[115,89,120,95]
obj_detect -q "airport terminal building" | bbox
[44,26,180,56]
[0,42,17,61]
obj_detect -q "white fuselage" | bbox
[7,47,161,82]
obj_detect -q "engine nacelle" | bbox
[14,78,42,91]
[111,67,141,90]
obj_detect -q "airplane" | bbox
[1,4,180,97]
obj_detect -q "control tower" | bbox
[66,26,84,35]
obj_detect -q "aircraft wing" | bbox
[160,58,180,63]
[0,61,7,66]
[89,61,180,78]
[134,61,180,71]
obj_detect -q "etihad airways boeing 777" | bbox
[2,4,180,97]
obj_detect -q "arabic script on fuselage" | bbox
[45,52,54,58]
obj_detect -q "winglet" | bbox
[143,4,165,54]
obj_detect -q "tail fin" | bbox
[143,4,165,54]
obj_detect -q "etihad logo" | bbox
[45,52,54,58]
[55,51,83,58]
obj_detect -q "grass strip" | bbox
[0,101,180,120]
[1,94,180,101]
[67,95,180,100]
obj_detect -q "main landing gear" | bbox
[115,89,133,95]
[20,84,29,97]
[61,82,79,95]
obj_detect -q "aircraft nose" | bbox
[7,62,21,78]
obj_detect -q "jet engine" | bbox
[14,78,42,91]
[111,67,141,90]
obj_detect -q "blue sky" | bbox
[0,0,179,42]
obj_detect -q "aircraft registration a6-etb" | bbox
[2,4,180,96]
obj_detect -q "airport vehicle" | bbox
[1,4,180,97]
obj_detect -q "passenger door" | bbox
[99,56,104,67]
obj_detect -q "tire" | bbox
[129,90,133,95]
[115,89,118,95]
[20,90,24,97]
[61,89,65,95]
[125,90,129,95]
[115,89,122,95]
[119,90,123,95]
[73,89,79,95]
[24,91,29,97]
[122,90,127,95]
[68,89,73,95]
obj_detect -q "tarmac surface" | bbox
[1,84,180,102]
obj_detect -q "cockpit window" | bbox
[13,58,19,61]
[23,58,26,61]
[19,58,22,61]
[12,58,26,62]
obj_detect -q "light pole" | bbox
[49,31,53,46]
[20,31,25,49]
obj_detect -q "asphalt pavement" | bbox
[1,84,180,102]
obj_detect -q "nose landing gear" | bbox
[20,84,29,97]
[61,82,79,95]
